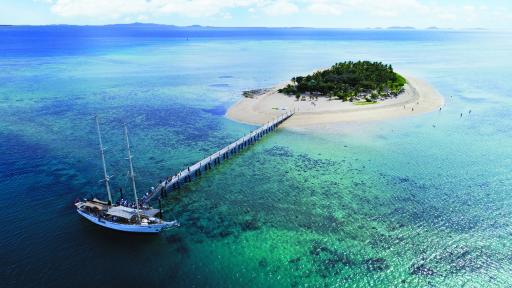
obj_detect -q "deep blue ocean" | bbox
[1,25,512,287]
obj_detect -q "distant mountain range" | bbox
[386,26,415,30]
[0,22,487,30]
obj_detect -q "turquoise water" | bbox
[1,26,512,287]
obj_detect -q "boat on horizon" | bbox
[75,116,179,233]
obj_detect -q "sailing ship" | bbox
[75,117,179,233]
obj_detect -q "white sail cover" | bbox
[106,206,160,219]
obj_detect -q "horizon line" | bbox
[0,22,492,31]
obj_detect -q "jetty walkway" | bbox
[144,111,294,203]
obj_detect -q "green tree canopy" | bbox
[278,61,406,101]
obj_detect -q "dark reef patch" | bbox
[364,258,389,272]
[240,217,260,231]
[410,263,436,276]
[209,83,230,88]
[309,241,354,277]
[258,258,268,268]
[263,146,294,158]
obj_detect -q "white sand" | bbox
[226,75,444,128]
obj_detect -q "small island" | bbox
[278,61,406,103]
[226,61,444,127]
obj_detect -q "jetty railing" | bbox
[144,110,294,203]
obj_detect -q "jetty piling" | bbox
[144,111,294,203]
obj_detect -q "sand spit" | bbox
[226,76,444,128]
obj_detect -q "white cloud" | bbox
[463,5,476,13]
[48,0,302,20]
[49,0,263,19]
[50,0,150,19]
[157,0,259,17]
[38,0,512,28]
[307,2,343,16]
[305,0,430,18]
[262,0,299,16]
[302,0,510,27]
[437,12,457,21]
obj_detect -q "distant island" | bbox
[387,26,416,30]
[278,61,406,103]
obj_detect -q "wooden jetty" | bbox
[144,111,294,203]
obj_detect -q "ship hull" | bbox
[77,209,177,233]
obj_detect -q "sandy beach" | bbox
[226,75,444,128]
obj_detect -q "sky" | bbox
[0,0,511,29]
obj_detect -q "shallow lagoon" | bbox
[1,26,512,287]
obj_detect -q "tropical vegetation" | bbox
[278,61,406,102]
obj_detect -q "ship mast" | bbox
[124,124,141,222]
[95,116,113,205]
